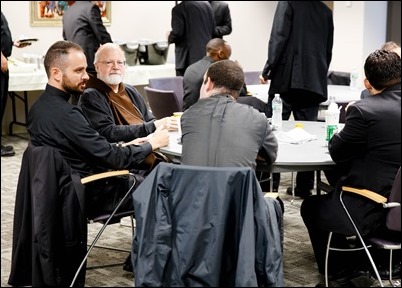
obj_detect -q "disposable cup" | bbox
[173,112,183,135]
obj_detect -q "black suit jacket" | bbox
[262,1,334,106]
[168,1,215,71]
[62,1,112,72]
[209,1,232,38]
[8,143,87,287]
[324,83,401,236]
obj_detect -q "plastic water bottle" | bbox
[350,69,358,90]
[325,96,339,143]
[271,94,283,130]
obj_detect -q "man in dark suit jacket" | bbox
[209,1,232,39]
[182,38,231,111]
[62,1,112,75]
[301,50,401,285]
[261,1,334,198]
[168,1,215,76]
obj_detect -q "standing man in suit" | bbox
[209,1,232,39]
[167,1,215,76]
[62,1,112,75]
[260,1,334,198]
[301,49,401,286]
[1,12,31,157]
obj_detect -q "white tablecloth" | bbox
[9,63,176,92]
[246,84,361,104]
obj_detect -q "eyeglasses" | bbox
[97,60,126,68]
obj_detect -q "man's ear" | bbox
[52,67,63,83]
[364,78,374,94]
[205,76,214,92]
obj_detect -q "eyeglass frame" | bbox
[97,60,126,68]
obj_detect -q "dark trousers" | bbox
[1,70,9,137]
[267,92,320,191]
[301,194,367,276]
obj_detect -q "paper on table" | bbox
[275,127,317,144]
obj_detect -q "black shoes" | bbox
[376,261,401,280]
[316,270,373,287]
[1,145,15,157]
[286,187,312,199]
[123,254,133,273]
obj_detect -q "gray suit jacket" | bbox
[182,56,214,111]
[181,95,278,170]
[62,1,112,72]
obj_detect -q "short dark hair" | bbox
[206,60,244,95]
[44,40,84,77]
[364,49,401,90]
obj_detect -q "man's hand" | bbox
[259,75,268,84]
[14,41,31,48]
[148,125,170,150]
[1,52,8,73]
[154,116,178,131]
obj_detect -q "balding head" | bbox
[205,38,232,62]
[94,42,125,64]
[380,41,401,58]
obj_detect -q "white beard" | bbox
[98,73,124,85]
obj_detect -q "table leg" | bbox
[8,91,29,136]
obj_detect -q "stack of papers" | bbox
[275,127,317,144]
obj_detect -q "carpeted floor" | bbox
[1,134,397,287]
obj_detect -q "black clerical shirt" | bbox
[27,84,152,176]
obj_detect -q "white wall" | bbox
[2,1,388,72]
[1,1,389,134]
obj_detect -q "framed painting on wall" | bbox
[30,1,111,27]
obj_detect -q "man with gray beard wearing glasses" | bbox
[79,43,177,144]
[79,43,177,273]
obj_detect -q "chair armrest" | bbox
[81,170,130,184]
[342,186,387,204]
[383,202,400,208]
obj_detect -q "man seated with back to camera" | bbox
[182,38,253,111]
[10,40,169,286]
[180,59,282,213]
[301,49,401,287]
[360,41,400,99]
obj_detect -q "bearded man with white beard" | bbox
[78,42,177,273]
[79,43,177,144]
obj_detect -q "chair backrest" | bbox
[244,71,262,85]
[327,71,351,86]
[148,76,184,109]
[9,142,87,287]
[387,167,401,232]
[132,162,283,287]
[144,86,181,119]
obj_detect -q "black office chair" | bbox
[8,142,136,287]
[132,163,284,287]
[70,170,137,287]
[148,76,184,109]
[327,71,351,86]
[144,86,182,119]
[325,167,401,287]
